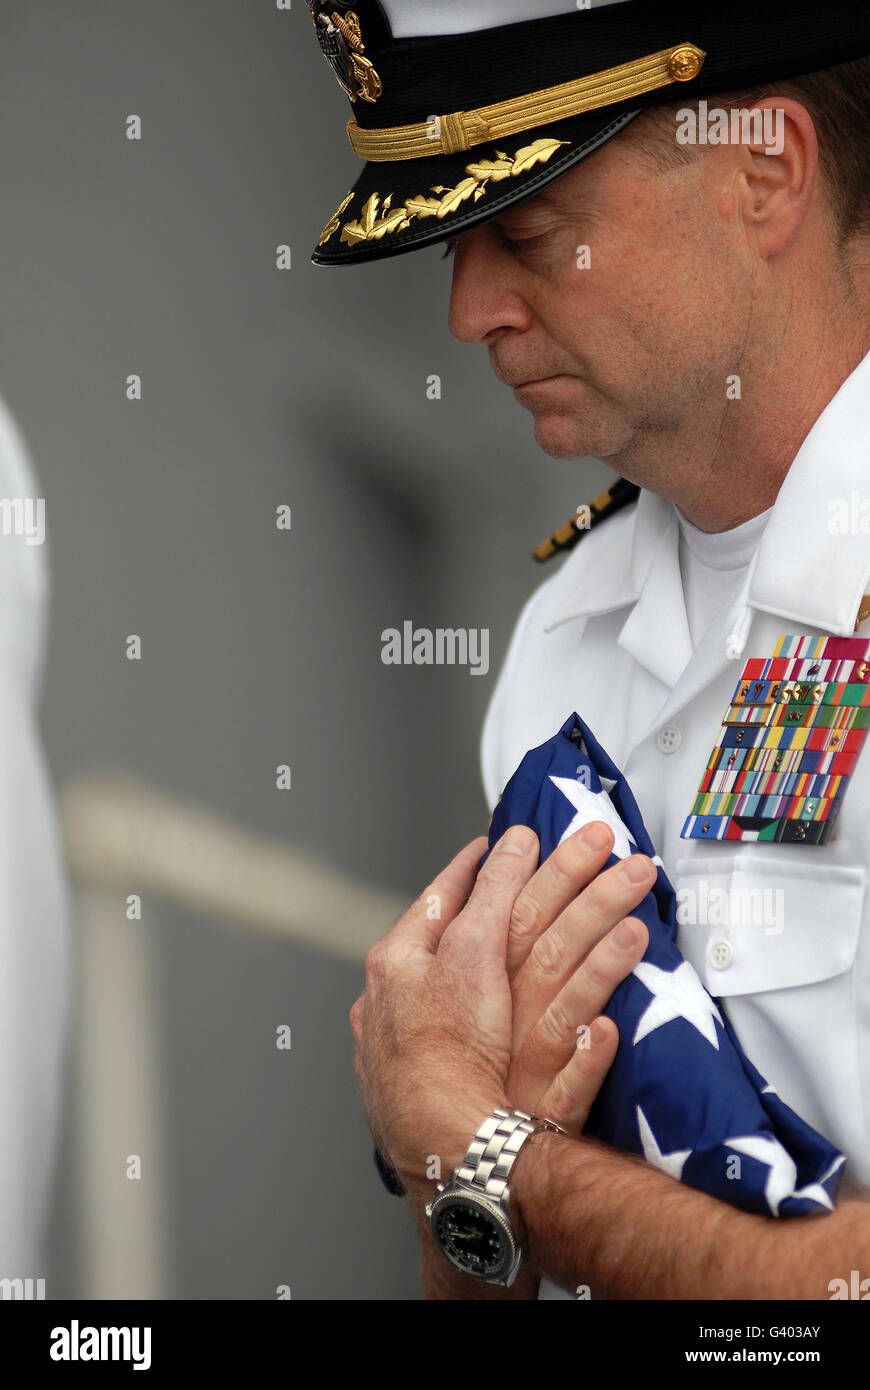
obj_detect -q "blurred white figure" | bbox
[0,397,70,1289]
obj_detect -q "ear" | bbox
[734,97,820,258]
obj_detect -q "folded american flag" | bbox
[483,713,845,1217]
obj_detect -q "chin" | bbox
[529,402,635,462]
[530,414,593,460]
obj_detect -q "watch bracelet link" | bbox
[454,1107,567,1203]
[373,1107,567,1201]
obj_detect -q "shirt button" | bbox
[709,939,734,970]
[655,724,682,754]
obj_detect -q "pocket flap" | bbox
[673,856,865,997]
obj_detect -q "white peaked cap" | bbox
[380,0,633,40]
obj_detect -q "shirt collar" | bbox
[543,348,870,639]
[750,348,870,636]
[541,484,667,631]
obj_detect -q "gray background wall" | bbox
[0,1,603,1298]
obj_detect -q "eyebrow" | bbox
[508,186,560,213]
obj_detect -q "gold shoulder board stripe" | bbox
[533,479,640,563]
[856,595,870,631]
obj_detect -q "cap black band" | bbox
[353,0,870,134]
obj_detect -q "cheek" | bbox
[613,217,739,365]
[529,203,742,380]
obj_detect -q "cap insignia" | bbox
[309,5,383,104]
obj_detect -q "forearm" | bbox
[510,1131,870,1299]
[403,1175,540,1300]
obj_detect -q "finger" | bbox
[512,855,656,1056]
[535,1015,620,1133]
[506,821,615,978]
[440,824,539,959]
[511,914,648,1102]
[387,836,489,954]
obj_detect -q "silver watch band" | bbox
[454,1107,564,1205]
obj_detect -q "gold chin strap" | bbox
[346,41,705,161]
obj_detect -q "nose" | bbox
[447,227,532,345]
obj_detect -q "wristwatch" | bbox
[426,1106,566,1286]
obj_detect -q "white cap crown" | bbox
[379,0,633,40]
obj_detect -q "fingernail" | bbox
[498,824,536,855]
[614,920,638,949]
[619,855,652,884]
[590,1018,609,1046]
[578,822,611,851]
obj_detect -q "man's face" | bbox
[447,124,758,481]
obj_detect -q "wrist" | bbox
[507,1127,572,1258]
[394,1096,511,1192]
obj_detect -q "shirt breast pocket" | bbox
[673,855,864,994]
[672,854,868,1169]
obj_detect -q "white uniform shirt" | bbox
[482,350,870,1296]
[678,506,772,650]
[0,398,71,1284]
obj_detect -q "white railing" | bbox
[58,774,406,1298]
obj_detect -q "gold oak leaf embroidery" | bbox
[435,176,479,216]
[318,192,354,246]
[340,191,410,245]
[338,137,568,246]
[466,157,514,181]
[511,138,567,174]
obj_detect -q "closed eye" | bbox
[495,228,551,254]
[441,227,551,258]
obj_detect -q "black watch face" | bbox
[434,1199,511,1278]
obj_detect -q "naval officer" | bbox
[308,0,870,1297]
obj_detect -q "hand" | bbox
[349,820,655,1192]
[504,821,653,1130]
[350,824,543,1188]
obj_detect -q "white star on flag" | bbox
[724,1136,846,1215]
[636,1106,692,1180]
[632,960,724,1049]
[549,775,636,859]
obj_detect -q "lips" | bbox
[512,375,561,389]
[493,356,569,389]
[500,370,552,387]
